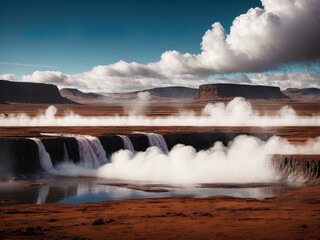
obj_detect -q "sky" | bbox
[0,0,319,92]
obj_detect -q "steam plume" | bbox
[1,98,319,126]
[95,135,320,184]
[50,135,320,184]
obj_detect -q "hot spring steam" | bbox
[1,98,320,126]
[6,133,318,184]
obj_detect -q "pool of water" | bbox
[0,177,289,206]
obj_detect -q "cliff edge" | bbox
[194,83,288,101]
[0,80,76,104]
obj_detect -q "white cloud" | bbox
[22,70,205,93]
[20,0,320,92]
[156,0,320,75]
[22,71,69,84]
[248,72,320,89]
[211,72,320,89]
[21,71,89,90]
[0,73,15,81]
[91,61,164,79]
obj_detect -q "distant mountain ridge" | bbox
[2,79,320,104]
[60,88,113,103]
[136,86,198,98]
[283,88,320,99]
[194,83,289,100]
[0,80,76,104]
[60,88,107,99]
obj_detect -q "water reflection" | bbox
[36,185,50,204]
[0,178,289,206]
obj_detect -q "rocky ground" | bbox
[1,98,319,239]
[1,126,320,143]
[0,186,319,239]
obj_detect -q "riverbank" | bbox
[0,186,319,239]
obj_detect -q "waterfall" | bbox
[118,135,135,153]
[31,138,57,174]
[85,136,108,165]
[63,143,70,162]
[146,133,169,154]
[75,135,107,168]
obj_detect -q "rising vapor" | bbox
[53,134,320,184]
[1,97,320,126]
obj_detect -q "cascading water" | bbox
[8,134,320,185]
[85,136,108,165]
[118,135,135,153]
[75,135,107,168]
[146,133,169,154]
[63,143,70,162]
[31,138,57,174]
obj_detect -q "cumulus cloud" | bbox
[20,0,320,92]
[0,74,15,81]
[22,71,72,85]
[212,72,320,89]
[91,61,164,79]
[156,0,320,75]
[22,70,204,93]
[248,72,320,89]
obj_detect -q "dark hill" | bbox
[60,88,90,98]
[194,83,288,100]
[60,88,111,102]
[0,80,76,104]
[283,88,320,99]
[138,86,198,98]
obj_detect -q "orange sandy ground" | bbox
[1,100,320,141]
[1,126,320,143]
[1,101,320,239]
[1,99,319,117]
[0,186,319,240]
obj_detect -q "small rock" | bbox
[92,219,105,225]
[202,213,213,217]
[105,218,116,224]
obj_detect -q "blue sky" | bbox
[0,0,319,92]
[1,0,262,78]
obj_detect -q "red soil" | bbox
[1,100,319,240]
[0,186,319,239]
[1,99,319,117]
[1,126,320,143]
[1,100,319,142]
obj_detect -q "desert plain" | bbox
[1,94,320,239]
